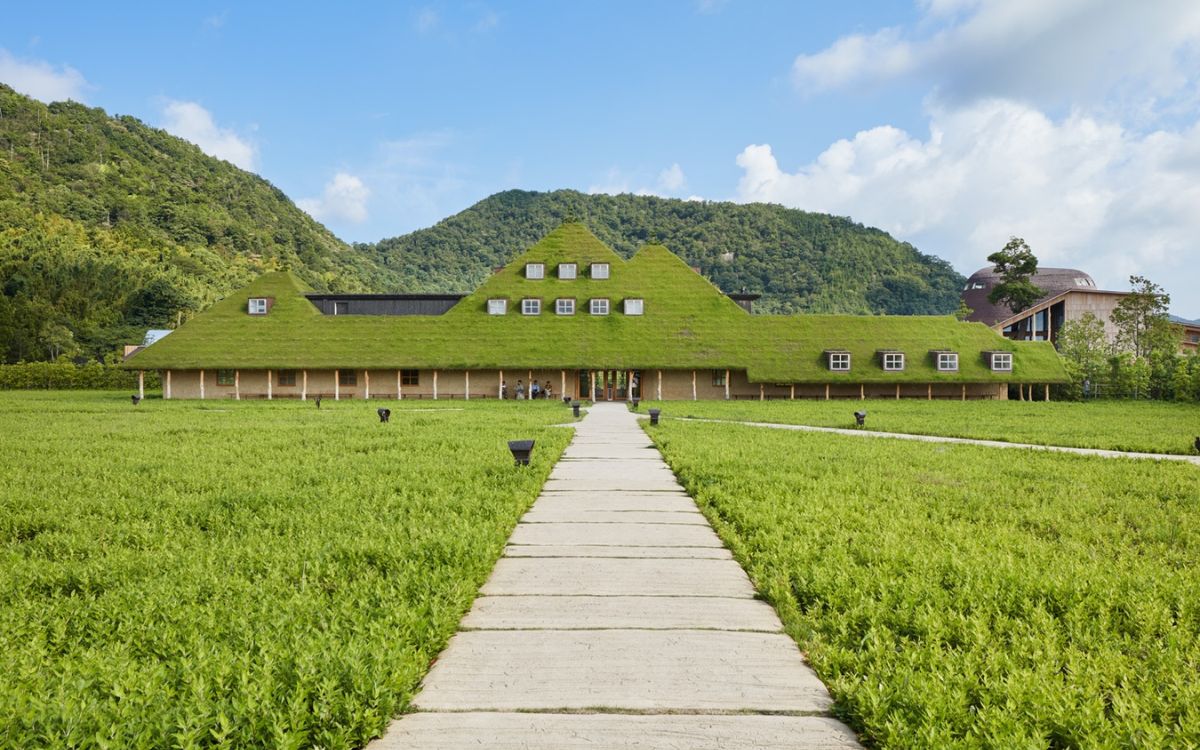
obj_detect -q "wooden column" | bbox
[961,383,966,401]
[590,370,596,401]
[825,383,829,401]
[234,370,240,401]
[434,370,439,400]
[927,383,932,400]
[724,369,730,401]
[165,370,171,400]
[498,369,503,399]
[267,371,272,400]
[1045,383,1050,402]
[138,371,145,400]
[335,369,340,401]
[364,370,370,400]
[200,369,205,400]
[301,369,307,400]
[657,370,663,401]
[896,383,900,400]
[398,369,403,400]
[561,370,566,400]
[790,384,795,400]
[691,370,697,401]
[465,370,471,400]
[627,370,633,401]
[859,383,864,400]
[759,383,764,401]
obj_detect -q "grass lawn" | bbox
[0,391,573,749]
[640,398,1200,455]
[647,419,1200,748]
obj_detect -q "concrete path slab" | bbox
[368,402,861,749]
[373,713,861,749]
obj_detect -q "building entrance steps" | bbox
[369,402,862,749]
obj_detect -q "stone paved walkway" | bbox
[370,403,861,749]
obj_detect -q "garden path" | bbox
[370,402,861,749]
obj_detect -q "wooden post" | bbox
[724,369,730,401]
[628,370,634,401]
[364,370,370,400]
[234,369,240,401]
[267,371,272,400]
[398,370,403,400]
[200,369,205,400]
[859,383,864,400]
[301,369,307,400]
[825,383,829,401]
[1018,384,1024,402]
[498,369,503,399]
[561,370,566,400]
[962,383,966,401]
[927,383,932,400]
[790,384,795,400]
[1045,383,1050,402]
[434,370,439,400]
[138,371,145,400]
[335,369,340,401]
[759,383,764,401]
[165,370,171,400]
[465,370,471,400]
[590,370,596,401]
[691,370,697,401]
[896,383,900,400]
[657,370,663,400]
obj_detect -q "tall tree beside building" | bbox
[1055,312,1109,398]
[986,237,1043,314]
[1110,275,1175,359]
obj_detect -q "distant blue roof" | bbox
[142,329,174,347]
[1170,315,1200,326]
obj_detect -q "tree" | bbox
[1111,275,1172,359]
[986,237,1043,314]
[953,299,974,321]
[1056,312,1108,399]
[40,322,78,361]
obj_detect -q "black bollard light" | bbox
[854,410,867,428]
[315,395,322,409]
[571,400,581,418]
[131,394,141,406]
[648,408,661,426]
[378,408,391,423]
[563,395,571,405]
[631,398,640,411]
[508,439,535,466]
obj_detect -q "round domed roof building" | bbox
[962,267,1098,327]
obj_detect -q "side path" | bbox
[371,402,861,749]
[678,417,1200,466]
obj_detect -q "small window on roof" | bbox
[624,298,644,315]
[487,298,507,315]
[522,298,541,315]
[591,263,610,279]
[882,352,905,371]
[559,263,577,279]
[248,298,268,315]
[827,352,851,371]
[590,298,609,315]
[936,352,959,372]
[989,352,1013,371]
[556,298,575,315]
[525,263,544,279]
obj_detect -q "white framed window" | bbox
[556,298,575,315]
[558,263,577,280]
[248,298,268,315]
[590,263,610,279]
[623,298,644,316]
[525,263,545,279]
[937,352,959,372]
[882,352,905,371]
[487,299,507,315]
[590,298,610,315]
[828,352,850,371]
[522,298,541,315]
[990,352,1013,371]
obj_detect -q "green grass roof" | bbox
[126,223,1068,383]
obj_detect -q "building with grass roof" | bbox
[123,223,1068,401]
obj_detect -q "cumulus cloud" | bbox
[657,163,687,192]
[735,99,1200,305]
[0,49,88,102]
[160,100,257,170]
[297,172,371,224]
[416,8,439,33]
[589,164,690,198]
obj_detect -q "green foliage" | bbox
[639,398,1200,455]
[1055,312,1109,399]
[0,392,572,748]
[985,237,1042,314]
[649,420,1200,748]
[0,361,157,390]
[1111,276,1173,359]
[364,189,965,315]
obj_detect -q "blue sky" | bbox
[2,1,1199,317]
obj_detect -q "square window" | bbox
[937,352,959,372]
[277,370,297,386]
[522,298,541,315]
[990,352,1013,371]
[882,352,905,371]
[589,298,609,315]
[828,352,851,371]
[712,370,726,387]
[556,298,575,315]
[339,370,357,386]
[216,369,235,386]
[525,263,545,279]
[624,298,644,315]
[558,263,577,279]
[400,369,419,386]
[487,298,507,315]
[248,298,268,315]
[591,263,610,279]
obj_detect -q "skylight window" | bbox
[989,352,1013,371]
[936,352,959,372]
[248,298,268,315]
[624,298,644,315]
[487,299,507,315]
[559,263,577,279]
[522,298,541,315]
[827,352,850,372]
[591,263,610,279]
[882,352,905,371]
[525,263,545,279]
[556,298,575,315]
[590,298,609,315]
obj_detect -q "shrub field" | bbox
[648,419,1200,748]
[641,398,1200,455]
[0,392,572,748]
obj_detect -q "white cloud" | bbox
[657,163,687,192]
[160,100,257,170]
[202,12,227,30]
[473,10,499,32]
[416,8,439,33]
[589,164,690,198]
[735,99,1200,312]
[297,172,371,224]
[0,49,88,102]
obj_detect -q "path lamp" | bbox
[131,394,141,406]
[508,439,535,466]
[377,408,391,423]
[648,408,661,426]
[563,395,571,405]
[854,410,867,428]
[571,401,581,418]
[631,398,640,411]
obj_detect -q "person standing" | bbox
[530,381,540,399]
[516,380,525,400]
[544,381,553,400]
[501,379,508,400]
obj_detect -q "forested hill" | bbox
[362,190,964,315]
[0,84,393,363]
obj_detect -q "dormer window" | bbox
[248,298,269,315]
[826,351,850,372]
[522,298,541,315]
[525,263,545,279]
[487,299,507,315]
[881,351,905,371]
[590,298,609,315]
[556,298,575,315]
[624,299,644,315]
[591,263,610,279]
[558,263,577,280]
[986,351,1013,371]
[934,351,959,372]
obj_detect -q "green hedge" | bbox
[0,362,160,390]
